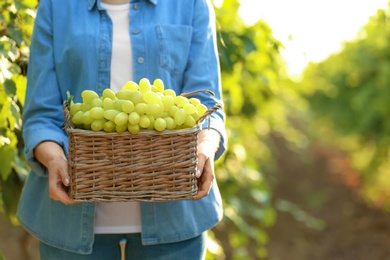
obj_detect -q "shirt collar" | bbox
[87,0,158,11]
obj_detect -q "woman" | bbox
[17,0,227,259]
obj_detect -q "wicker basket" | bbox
[63,98,221,202]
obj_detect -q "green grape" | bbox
[114,100,125,111]
[183,103,196,115]
[83,124,92,130]
[116,89,132,100]
[153,107,164,118]
[168,105,179,117]
[102,88,117,100]
[161,95,174,111]
[116,124,128,133]
[128,90,143,105]
[91,119,106,131]
[122,100,134,114]
[151,85,159,92]
[81,90,99,104]
[90,107,105,120]
[153,78,165,92]
[82,111,94,125]
[122,81,139,91]
[139,78,151,93]
[154,118,167,132]
[174,108,186,125]
[71,110,84,125]
[162,111,170,118]
[164,117,176,130]
[146,103,161,115]
[134,103,148,115]
[139,114,151,128]
[147,115,155,130]
[164,89,176,97]
[104,109,120,121]
[189,98,201,106]
[184,114,196,128]
[114,112,128,126]
[143,90,161,104]
[128,111,140,125]
[81,103,91,112]
[196,103,208,116]
[174,95,189,108]
[103,98,115,110]
[103,121,116,132]
[91,98,103,108]
[128,123,140,134]
[69,103,82,116]
[192,112,200,122]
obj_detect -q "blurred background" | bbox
[1,0,390,259]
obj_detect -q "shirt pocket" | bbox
[155,25,193,78]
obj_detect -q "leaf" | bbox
[15,0,39,9]
[14,74,27,106]
[9,99,22,130]
[0,37,19,60]
[67,90,74,106]
[13,155,30,181]
[3,79,16,95]
[0,145,16,181]
[1,169,24,223]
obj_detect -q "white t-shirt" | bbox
[94,2,142,234]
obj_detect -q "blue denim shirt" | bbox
[17,0,227,254]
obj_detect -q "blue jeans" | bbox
[40,232,207,260]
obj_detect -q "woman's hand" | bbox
[192,129,220,200]
[34,141,75,205]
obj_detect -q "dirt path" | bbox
[266,136,390,260]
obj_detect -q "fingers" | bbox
[192,155,214,201]
[48,160,75,205]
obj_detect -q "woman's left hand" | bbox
[192,129,220,200]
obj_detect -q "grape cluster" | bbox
[68,78,208,134]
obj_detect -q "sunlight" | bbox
[238,0,389,76]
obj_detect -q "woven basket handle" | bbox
[63,101,73,130]
[197,103,223,125]
[180,89,215,97]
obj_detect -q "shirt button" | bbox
[137,57,144,64]
[133,29,140,34]
[134,4,139,10]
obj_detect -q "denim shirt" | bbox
[17,0,227,254]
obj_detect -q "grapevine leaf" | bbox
[66,90,74,107]
[3,79,16,95]
[9,100,22,130]
[0,145,15,181]
[13,155,30,181]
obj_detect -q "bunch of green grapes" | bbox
[68,78,209,134]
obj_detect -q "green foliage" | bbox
[300,6,390,207]
[210,0,307,258]
[0,0,37,222]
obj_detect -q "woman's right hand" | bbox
[34,141,75,205]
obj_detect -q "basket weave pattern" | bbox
[63,102,222,202]
[66,126,199,202]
